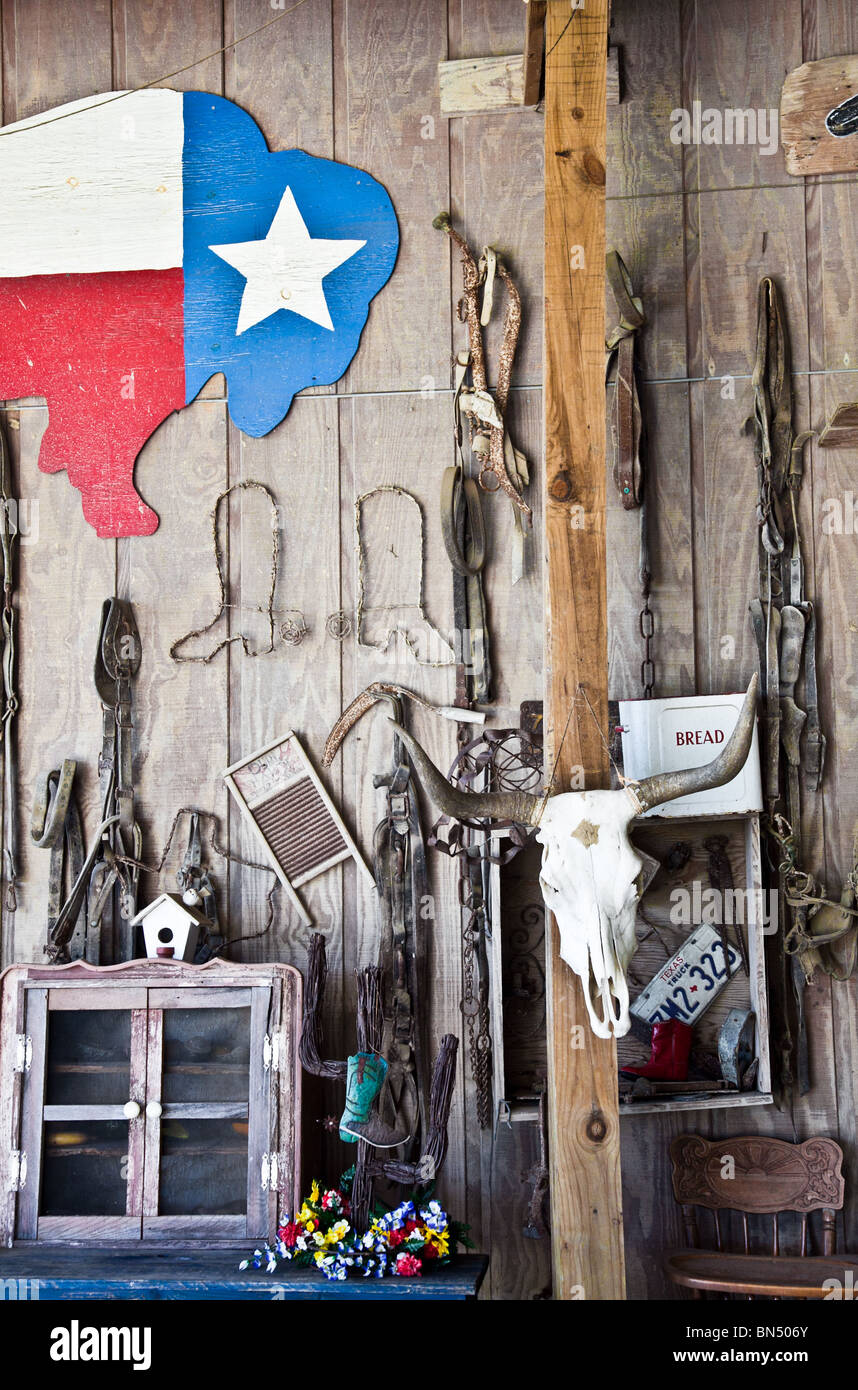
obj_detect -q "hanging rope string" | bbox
[0,0,314,139]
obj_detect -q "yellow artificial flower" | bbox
[324,1219,350,1245]
[310,1180,320,1205]
[313,1231,325,1247]
[424,1226,449,1256]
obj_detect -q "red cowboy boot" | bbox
[620,1019,693,1080]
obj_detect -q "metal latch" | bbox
[13,1035,32,1073]
[8,1151,27,1191]
[263,1032,284,1072]
[261,1152,285,1191]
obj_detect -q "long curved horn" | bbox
[390,721,541,825]
[632,674,759,813]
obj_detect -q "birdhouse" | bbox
[132,893,207,962]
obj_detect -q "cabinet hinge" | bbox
[7,1151,27,1192]
[263,1031,284,1072]
[261,1152,287,1192]
[13,1035,32,1073]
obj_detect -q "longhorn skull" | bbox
[390,676,758,1039]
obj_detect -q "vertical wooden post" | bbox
[543,1,625,1300]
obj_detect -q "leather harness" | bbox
[606,250,656,696]
[606,250,645,510]
[747,278,852,1100]
[46,598,142,963]
[435,214,531,706]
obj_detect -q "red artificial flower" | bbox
[388,1228,405,1248]
[421,1242,438,1260]
[404,1219,420,1236]
[279,1221,301,1247]
[394,1253,423,1277]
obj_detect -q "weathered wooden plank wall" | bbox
[0,0,547,1299]
[3,0,855,1301]
[609,0,858,1298]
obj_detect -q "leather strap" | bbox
[606,250,645,510]
[801,603,826,788]
[32,762,86,956]
[92,597,143,958]
[48,813,120,961]
[441,465,486,577]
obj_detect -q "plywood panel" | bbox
[226,397,344,962]
[1,0,112,121]
[123,399,231,916]
[606,0,684,199]
[696,187,809,378]
[113,0,222,93]
[689,0,800,192]
[606,194,689,384]
[336,0,450,394]
[454,115,544,388]
[607,381,695,702]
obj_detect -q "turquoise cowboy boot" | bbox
[339,1052,408,1147]
[339,1053,388,1143]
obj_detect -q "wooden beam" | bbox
[543,0,625,1301]
[523,2,547,106]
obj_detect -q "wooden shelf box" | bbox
[618,812,772,1117]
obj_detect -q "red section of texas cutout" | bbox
[0,268,185,537]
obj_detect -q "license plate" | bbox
[630,924,741,1027]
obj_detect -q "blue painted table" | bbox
[0,1249,488,1301]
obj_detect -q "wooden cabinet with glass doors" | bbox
[0,959,301,1247]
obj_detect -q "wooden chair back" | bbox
[669,1134,845,1258]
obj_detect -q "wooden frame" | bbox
[0,958,302,1248]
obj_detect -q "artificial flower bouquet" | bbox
[240,1176,470,1282]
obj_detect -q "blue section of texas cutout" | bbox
[181,92,399,433]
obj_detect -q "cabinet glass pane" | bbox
[45,1009,131,1105]
[162,1007,251,1103]
[157,1118,248,1216]
[41,1120,129,1216]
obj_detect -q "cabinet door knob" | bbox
[146,1101,163,1119]
[123,1100,141,1120]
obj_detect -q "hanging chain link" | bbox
[640,582,655,698]
[455,721,492,1128]
[458,868,492,1128]
[638,494,655,698]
